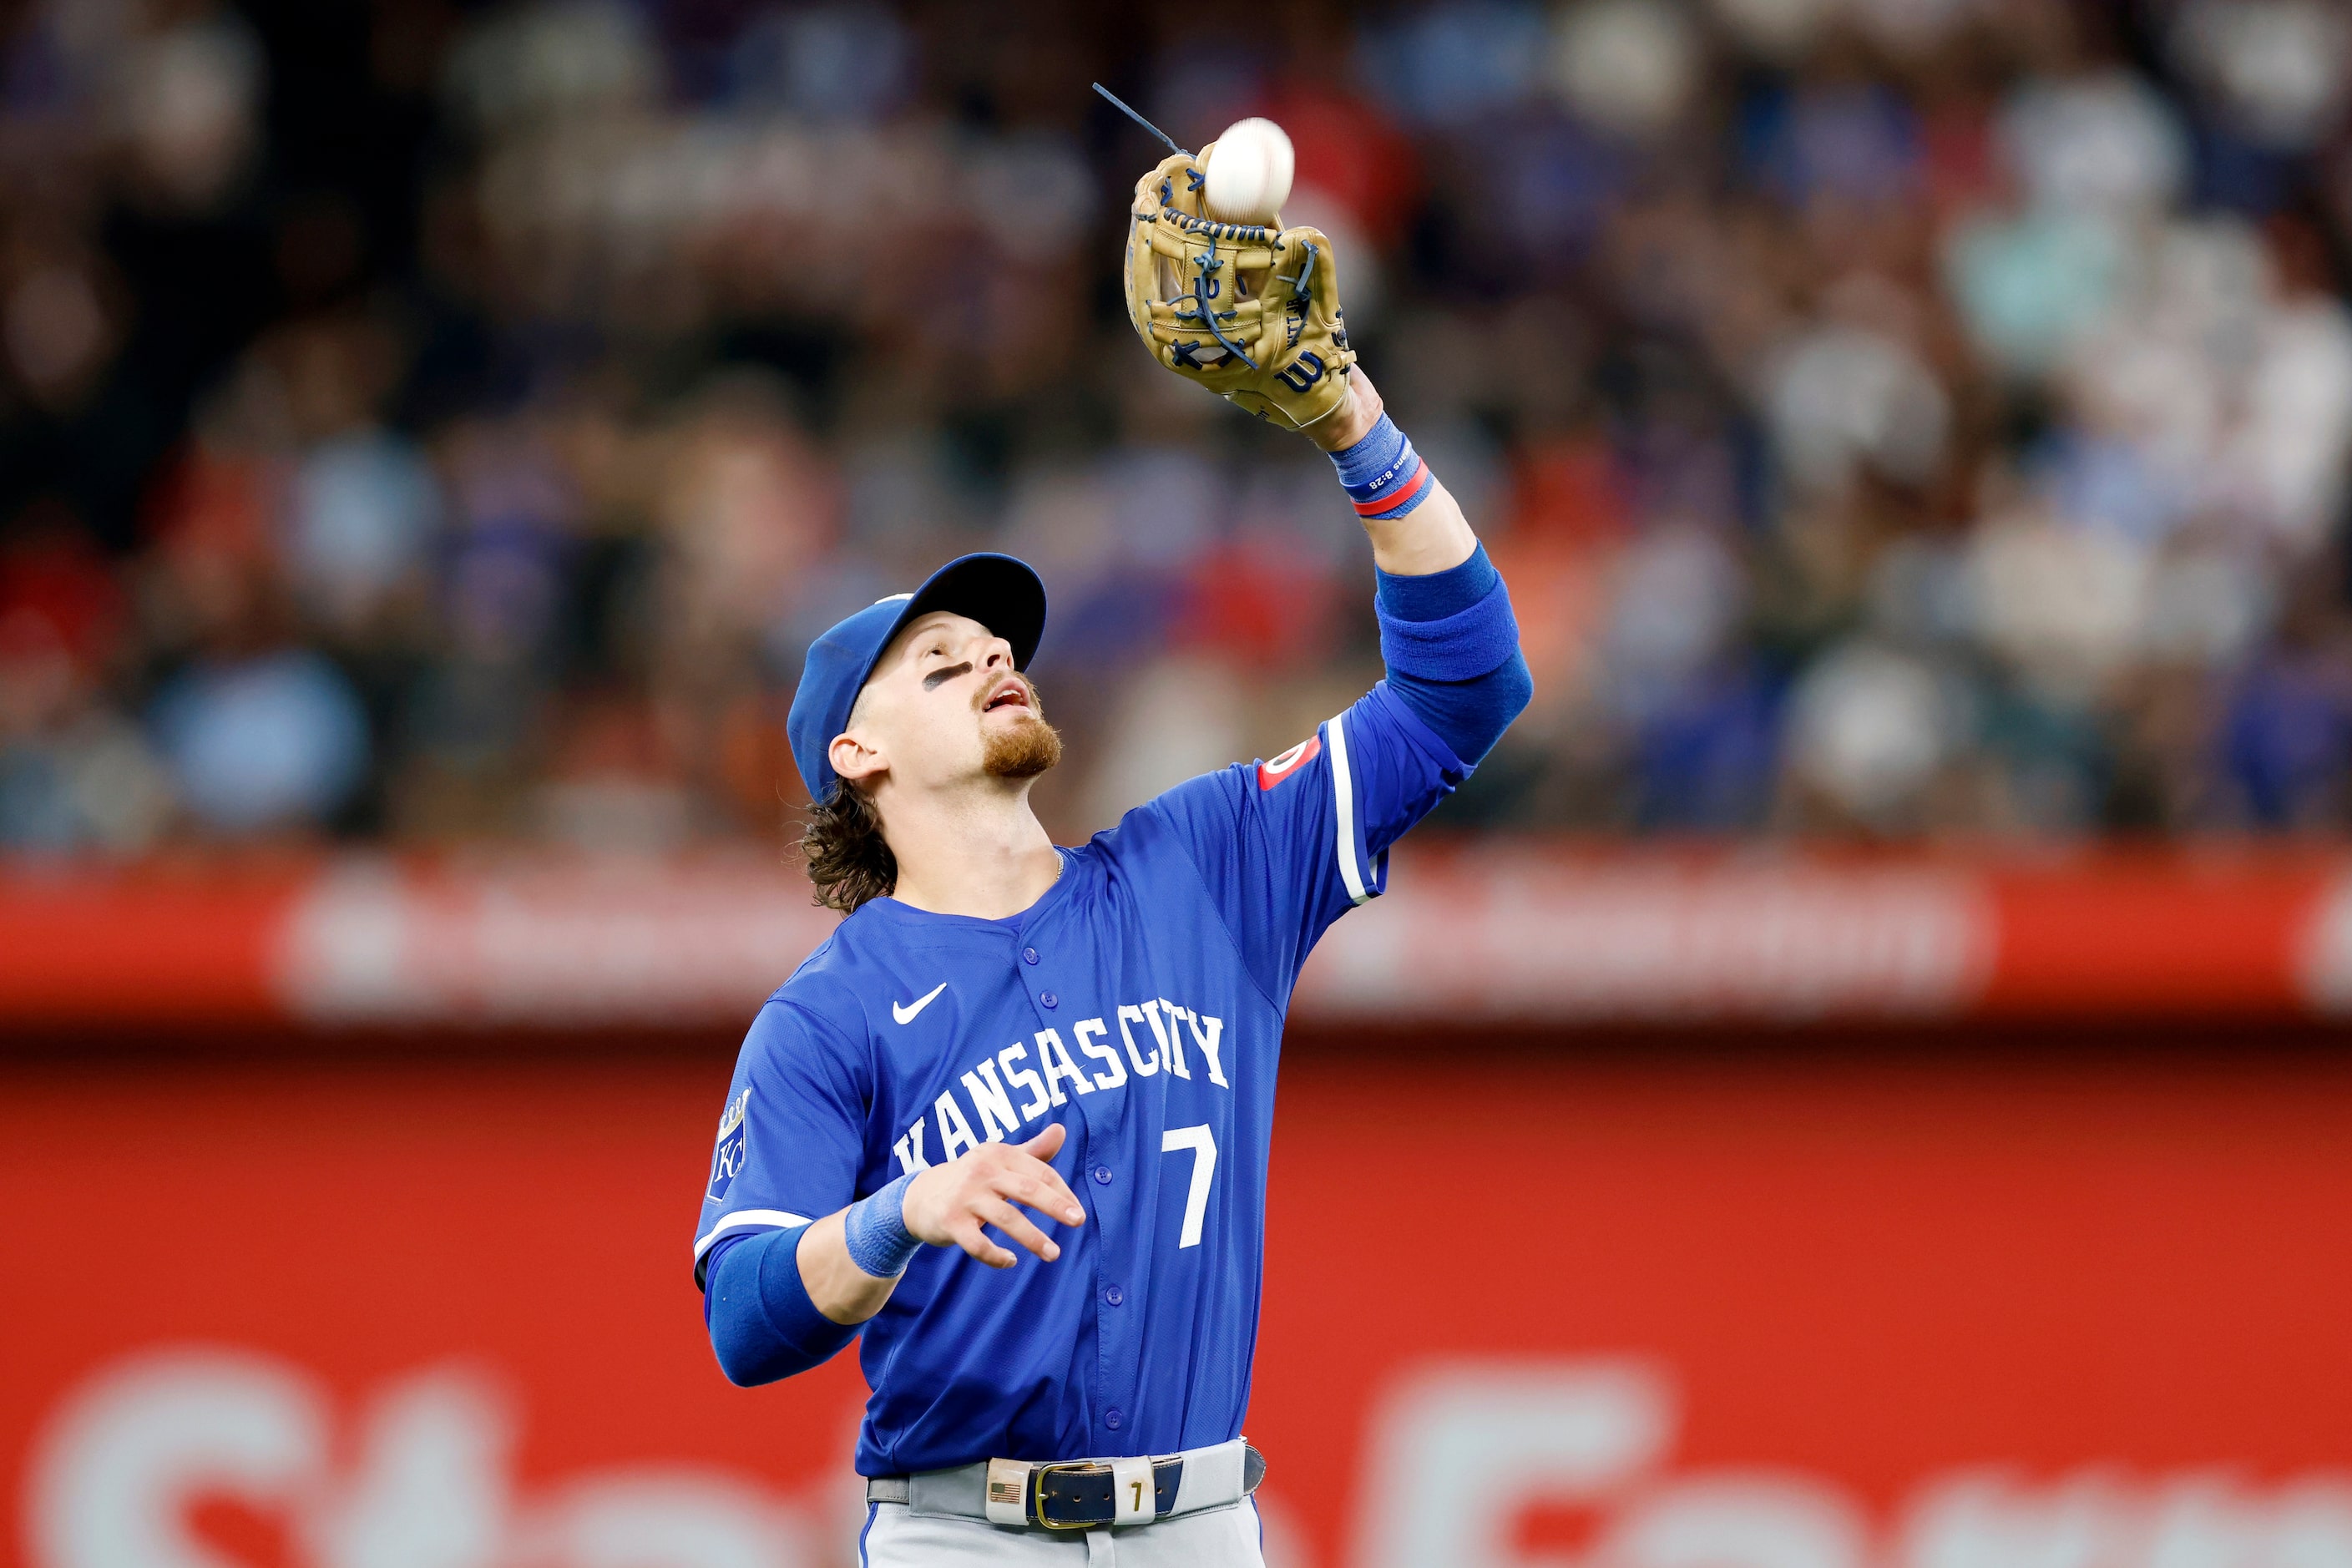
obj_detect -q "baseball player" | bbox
[693,146,1532,1565]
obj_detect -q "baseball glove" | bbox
[1122,148,1357,431]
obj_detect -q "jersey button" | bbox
[1039,990,1059,1009]
[1104,1284,1124,1307]
[1092,1164,1113,1186]
[1022,947,1039,965]
[1105,1409,1124,1431]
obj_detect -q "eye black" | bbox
[922,659,977,692]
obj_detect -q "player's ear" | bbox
[830,730,886,786]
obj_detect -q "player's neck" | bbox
[880,781,1060,921]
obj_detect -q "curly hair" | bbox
[798,783,898,913]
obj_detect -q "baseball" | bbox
[1201,117,1294,226]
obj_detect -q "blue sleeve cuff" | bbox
[1376,543,1501,623]
[1375,570,1521,684]
[1371,545,1531,764]
[706,1224,859,1386]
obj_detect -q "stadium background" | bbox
[8,0,2352,1565]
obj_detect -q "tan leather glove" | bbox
[1121,147,1358,431]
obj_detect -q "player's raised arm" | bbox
[1110,123,1531,1016]
[1303,362,1530,775]
[1122,130,1530,779]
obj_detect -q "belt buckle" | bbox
[1029,1459,1108,1530]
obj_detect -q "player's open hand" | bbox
[903,1122,1087,1269]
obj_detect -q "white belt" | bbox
[865,1436,1265,1530]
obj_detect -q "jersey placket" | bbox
[1020,900,1142,1453]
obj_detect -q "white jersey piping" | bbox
[1328,710,1371,906]
[693,1208,812,1262]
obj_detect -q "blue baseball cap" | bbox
[787,552,1048,802]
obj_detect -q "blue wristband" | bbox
[842,1171,922,1278]
[1330,412,1435,521]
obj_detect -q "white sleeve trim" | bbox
[1327,710,1372,906]
[693,1208,812,1262]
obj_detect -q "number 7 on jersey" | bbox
[1161,1125,1216,1248]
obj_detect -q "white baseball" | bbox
[1201,118,1294,227]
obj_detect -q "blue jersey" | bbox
[691,681,1463,1477]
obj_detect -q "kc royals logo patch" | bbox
[1257,736,1320,790]
[708,1088,751,1201]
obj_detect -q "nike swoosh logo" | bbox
[893,982,948,1025]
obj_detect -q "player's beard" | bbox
[975,674,1061,780]
[982,711,1063,780]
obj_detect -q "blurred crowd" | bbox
[7,0,2352,857]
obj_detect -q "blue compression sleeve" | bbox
[704,1226,860,1386]
[1373,544,1533,766]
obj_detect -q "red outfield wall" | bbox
[8,1050,2352,1568]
